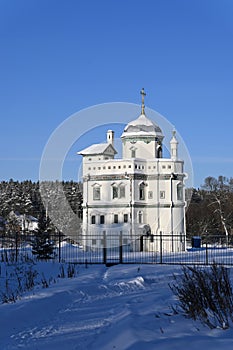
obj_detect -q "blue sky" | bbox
[0,0,232,187]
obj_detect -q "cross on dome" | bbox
[140,88,146,115]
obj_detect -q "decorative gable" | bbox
[78,143,117,156]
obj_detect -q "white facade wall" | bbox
[81,157,186,252]
[79,112,186,253]
[122,139,159,159]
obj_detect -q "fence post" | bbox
[140,235,144,252]
[160,231,163,264]
[58,230,61,263]
[205,242,208,265]
[103,231,107,265]
[15,231,18,262]
[119,231,123,264]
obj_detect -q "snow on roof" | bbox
[121,113,163,138]
[122,131,159,137]
[129,114,156,127]
[78,143,117,156]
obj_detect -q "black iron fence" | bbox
[1,232,233,265]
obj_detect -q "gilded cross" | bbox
[140,88,146,114]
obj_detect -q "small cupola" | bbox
[170,130,178,161]
[121,88,164,140]
[121,89,164,159]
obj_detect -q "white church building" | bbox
[78,89,186,252]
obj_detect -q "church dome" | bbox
[121,113,163,139]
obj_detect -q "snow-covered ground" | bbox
[1,261,233,350]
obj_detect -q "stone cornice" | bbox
[83,173,185,182]
[82,202,186,209]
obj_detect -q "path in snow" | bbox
[1,264,233,350]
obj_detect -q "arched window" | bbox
[130,146,137,158]
[139,182,146,200]
[138,211,143,224]
[112,183,126,199]
[131,149,136,158]
[100,215,105,224]
[112,185,118,199]
[157,145,162,158]
[111,182,118,199]
[177,183,183,200]
[114,214,118,224]
[119,184,126,198]
[92,184,101,200]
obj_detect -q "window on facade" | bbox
[91,215,96,224]
[114,214,118,224]
[124,214,128,223]
[93,187,100,200]
[157,146,162,158]
[92,239,96,245]
[100,215,105,224]
[138,211,143,224]
[177,183,183,200]
[131,149,136,158]
[112,186,118,199]
[120,185,125,198]
[160,191,165,199]
[148,191,153,199]
[139,183,145,200]
[123,238,128,244]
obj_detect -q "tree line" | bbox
[0,179,82,235]
[186,176,233,239]
[0,176,233,240]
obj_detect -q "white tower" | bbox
[170,130,178,161]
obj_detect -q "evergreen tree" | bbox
[32,211,54,259]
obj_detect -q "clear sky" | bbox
[0,0,232,188]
